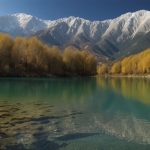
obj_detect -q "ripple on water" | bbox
[0,100,150,150]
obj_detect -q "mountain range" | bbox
[0,10,150,60]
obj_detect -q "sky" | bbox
[0,0,149,21]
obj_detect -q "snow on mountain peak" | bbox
[11,13,33,18]
[0,10,149,38]
[0,10,149,59]
[11,13,34,28]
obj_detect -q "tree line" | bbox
[97,49,150,75]
[0,33,97,76]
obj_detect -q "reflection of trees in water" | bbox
[0,78,97,104]
[0,77,149,105]
[97,77,150,104]
[95,77,150,144]
[0,78,150,149]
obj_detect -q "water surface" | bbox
[0,77,150,150]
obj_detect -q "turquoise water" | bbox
[0,77,150,150]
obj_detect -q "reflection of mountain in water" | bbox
[0,102,150,149]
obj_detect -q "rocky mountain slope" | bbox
[0,10,150,60]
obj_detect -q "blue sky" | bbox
[0,0,150,20]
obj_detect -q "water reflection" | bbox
[0,77,97,104]
[97,77,150,105]
[0,77,150,150]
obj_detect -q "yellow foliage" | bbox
[0,33,97,76]
[97,64,108,75]
[112,49,150,75]
[0,33,14,72]
[98,48,150,75]
[122,49,150,74]
[111,61,121,74]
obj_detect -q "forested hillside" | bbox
[97,49,150,75]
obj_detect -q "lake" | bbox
[0,77,150,150]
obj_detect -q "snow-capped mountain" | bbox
[0,13,49,35]
[0,10,150,59]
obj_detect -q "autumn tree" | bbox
[63,47,80,74]
[11,37,28,73]
[80,51,97,75]
[0,33,14,73]
[111,61,121,74]
[45,46,64,75]
[111,48,150,75]
[0,33,97,76]
[141,55,150,73]
[63,47,97,75]
[97,63,109,75]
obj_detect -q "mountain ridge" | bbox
[0,10,150,60]
[1,10,149,35]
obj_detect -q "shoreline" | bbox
[0,74,149,79]
[97,74,150,79]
